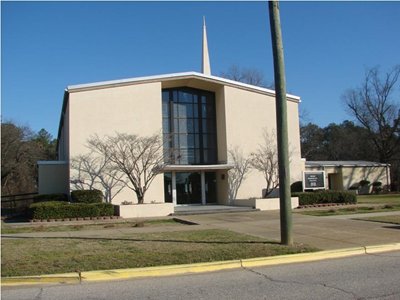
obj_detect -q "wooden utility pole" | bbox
[268,0,293,245]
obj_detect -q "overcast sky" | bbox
[2,1,400,137]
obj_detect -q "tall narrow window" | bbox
[162,87,217,165]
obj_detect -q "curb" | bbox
[365,242,400,254]
[1,273,81,286]
[2,243,399,287]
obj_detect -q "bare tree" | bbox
[343,65,400,163]
[87,133,164,204]
[220,65,273,88]
[250,131,280,197]
[343,66,400,190]
[227,146,252,203]
[70,153,126,203]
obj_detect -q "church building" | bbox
[38,20,304,215]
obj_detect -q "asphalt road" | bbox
[3,251,400,300]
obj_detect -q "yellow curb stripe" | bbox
[81,260,242,282]
[365,243,400,254]
[2,243,399,287]
[241,247,366,268]
[2,275,80,286]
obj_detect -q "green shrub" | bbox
[359,180,370,187]
[96,203,115,216]
[294,190,357,206]
[34,193,68,203]
[372,181,383,194]
[71,189,104,204]
[30,201,114,220]
[348,183,359,190]
[290,181,303,193]
[30,201,68,219]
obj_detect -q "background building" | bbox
[305,161,391,192]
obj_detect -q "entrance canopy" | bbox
[162,164,234,172]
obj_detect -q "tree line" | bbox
[1,123,57,195]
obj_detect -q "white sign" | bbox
[303,171,326,190]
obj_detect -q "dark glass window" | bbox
[164,172,172,203]
[162,87,217,165]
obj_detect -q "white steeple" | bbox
[202,17,211,75]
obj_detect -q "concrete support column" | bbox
[172,171,177,205]
[201,171,206,205]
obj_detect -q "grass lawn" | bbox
[357,215,400,225]
[298,205,400,217]
[357,194,400,205]
[1,229,316,277]
[1,219,181,234]
[297,193,400,217]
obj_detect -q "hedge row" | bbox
[33,190,104,204]
[34,193,68,203]
[71,189,104,203]
[30,201,114,220]
[292,190,357,206]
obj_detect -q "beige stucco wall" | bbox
[216,169,229,205]
[341,166,390,190]
[68,82,164,204]
[223,86,303,200]
[38,162,69,195]
[234,197,299,210]
[115,203,174,218]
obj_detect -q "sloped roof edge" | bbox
[66,71,301,101]
[305,161,391,167]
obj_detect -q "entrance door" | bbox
[328,173,342,190]
[176,172,202,204]
[164,171,218,205]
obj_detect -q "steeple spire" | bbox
[202,17,211,75]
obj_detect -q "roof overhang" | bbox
[37,160,68,165]
[66,71,300,102]
[161,164,234,172]
[305,161,391,168]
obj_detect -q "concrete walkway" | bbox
[174,210,400,250]
[3,210,399,250]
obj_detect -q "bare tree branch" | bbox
[220,65,273,88]
[87,133,164,204]
[228,146,252,203]
[70,153,127,202]
[250,131,280,197]
[343,65,400,163]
